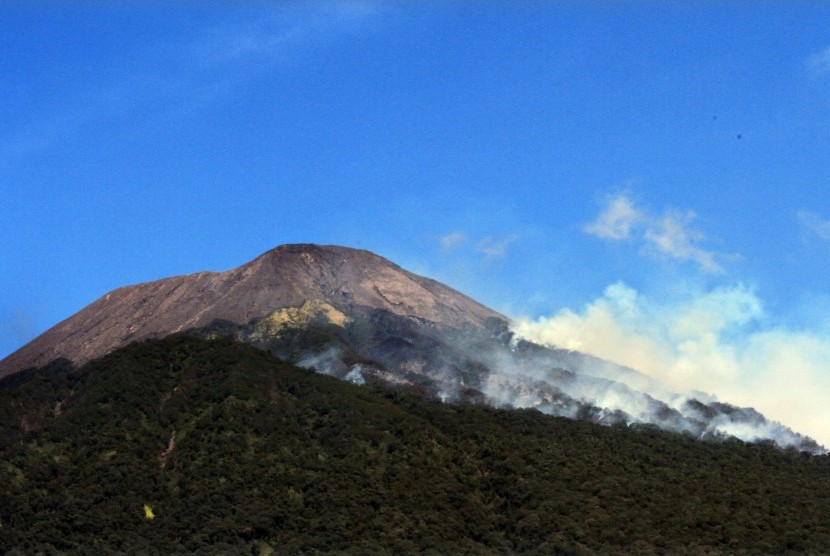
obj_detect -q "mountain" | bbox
[0,244,821,452]
[3,335,830,554]
[0,244,500,378]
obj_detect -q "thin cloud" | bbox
[798,210,830,242]
[477,234,518,261]
[644,210,723,273]
[583,193,644,240]
[439,231,468,250]
[585,192,728,274]
[192,2,385,67]
[806,46,830,76]
[514,282,830,447]
[1,4,387,164]
[438,231,519,263]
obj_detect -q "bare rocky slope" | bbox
[0,244,502,379]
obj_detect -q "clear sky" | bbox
[2,2,830,444]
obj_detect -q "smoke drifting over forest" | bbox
[513,282,830,449]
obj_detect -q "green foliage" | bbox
[2,335,830,554]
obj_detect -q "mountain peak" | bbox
[0,244,502,377]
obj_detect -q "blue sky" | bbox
[2,2,830,444]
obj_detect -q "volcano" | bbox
[0,244,821,452]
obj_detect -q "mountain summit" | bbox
[0,244,501,378]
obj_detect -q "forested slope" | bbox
[2,335,829,554]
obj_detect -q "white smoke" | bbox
[513,282,830,448]
[344,365,366,385]
[297,349,369,386]
[296,346,345,377]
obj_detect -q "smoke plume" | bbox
[513,282,830,448]
[296,346,346,377]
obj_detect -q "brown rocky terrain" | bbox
[0,244,503,378]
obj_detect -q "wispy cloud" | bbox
[437,231,519,262]
[514,282,830,447]
[439,231,468,250]
[643,210,723,273]
[585,192,728,274]
[192,2,385,67]
[583,193,644,240]
[806,46,830,76]
[477,234,519,261]
[798,210,830,242]
[1,3,387,164]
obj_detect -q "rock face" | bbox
[0,244,502,378]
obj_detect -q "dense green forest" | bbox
[1,335,830,554]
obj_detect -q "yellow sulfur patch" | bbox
[251,299,350,341]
